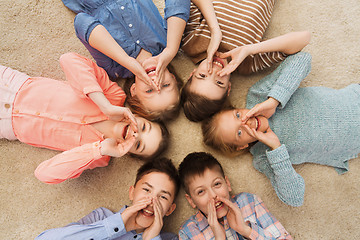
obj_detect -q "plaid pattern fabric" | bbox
[179,192,292,240]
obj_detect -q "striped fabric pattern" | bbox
[181,0,286,74]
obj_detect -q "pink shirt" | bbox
[12,52,126,184]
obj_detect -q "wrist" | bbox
[237,224,252,239]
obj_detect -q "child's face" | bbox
[185,167,232,219]
[129,172,176,229]
[112,116,162,157]
[132,58,179,113]
[216,108,269,149]
[189,57,231,100]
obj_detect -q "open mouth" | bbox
[145,67,156,76]
[215,201,223,210]
[141,208,154,217]
[213,57,224,68]
[122,124,130,140]
[255,117,260,131]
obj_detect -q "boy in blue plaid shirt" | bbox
[178,152,292,239]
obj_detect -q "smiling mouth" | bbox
[215,201,223,210]
[255,117,260,131]
[123,124,130,140]
[141,208,154,217]
[213,57,224,68]
[145,67,156,75]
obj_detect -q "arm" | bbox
[35,210,127,240]
[246,194,293,239]
[192,0,222,73]
[218,32,311,76]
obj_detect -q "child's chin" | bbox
[135,214,154,229]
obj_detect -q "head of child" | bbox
[114,116,170,160]
[124,59,183,122]
[178,152,232,219]
[202,107,270,154]
[181,57,231,122]
[129,157,180,230]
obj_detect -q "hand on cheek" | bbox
[217,196,252,238]
[207,199,226,240]
[121,197,152,231]
[143,198,164,240]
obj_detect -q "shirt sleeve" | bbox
[247,195,293,240]
[59,52,126,107]
[74,12,101,44]
[35,209,127,240]
[246,52,311,110]
[34,141,110,184]
[253,144,305,207]
[164,0,190,22]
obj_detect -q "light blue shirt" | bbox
[35,206,178,240]
[62,0,190,79]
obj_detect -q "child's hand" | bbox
[216,45,251,77]
[207,199,226,240]
[100,137,136,157]
[243,125,281,150]
[217,196,252,238]
[206,27,222,74]
[151,48,176,91]
[143,198,164,240]
[127,57,159,91]
[241,97,279,123]
[121,197,152,231]
[103,105,138,132]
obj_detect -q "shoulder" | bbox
[179,215,201,236]
[232,192,258,207]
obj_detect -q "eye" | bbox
[236,112,240,119]
[143,188,150,192]
[135,141,141,150]
[160,195,168,201]
[237,129,242,137]
[146,89,153,93]
[142,123,145,131]
[216,80,224,85]
[199,73,206,78]
[162,83,170,88]
[214,181,222,187]
[197,189,204,195]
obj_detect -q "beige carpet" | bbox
[1,0,359,239]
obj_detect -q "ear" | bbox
[128,185,135,201]
[130,83,136,97]
[225,176,232,192]
[189,68,196,78]
[165,203,177,216]
[236,144,248,151]
[226,82,232,96]
[185,194,197,209]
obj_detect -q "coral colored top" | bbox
[11,52,126,184]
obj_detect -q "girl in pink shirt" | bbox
[0,52,169,184]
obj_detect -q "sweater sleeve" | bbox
[34,141,110,184]
[246,52,312,109]
[59,52,126,107]
[253,145,305,207]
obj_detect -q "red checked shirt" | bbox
[179,192,292,240]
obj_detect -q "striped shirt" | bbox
[179,192,292,240]
[181,0,286,74]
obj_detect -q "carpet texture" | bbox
[0,0,359,239]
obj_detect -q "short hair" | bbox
[181,77,228,122]
[135,157,181,201]
[178,152,225,194]
[130,120,170,160]
[123,64,183,122]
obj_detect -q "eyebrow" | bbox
[144,182,172,197]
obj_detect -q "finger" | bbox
[207,56,213,74]
[218,64,237,77]
[216,51,230,59]
[242,106,259,121]
[242,125,258,139]
[124,109,138,130]
[117,136,136,155]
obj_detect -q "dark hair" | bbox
[123,64,183,122]
[129,120,170,160]
[181,77,228,122]
[135,157,181,200]
[178,152,225,194]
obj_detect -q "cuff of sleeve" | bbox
[164,4,190,22]
[265,144,289,164]
[103,212,127,237]
[83,86,103,96]
[267,86,291,109]
[92,141,103,159]
[247,221,260,240]
[74,13,101,43]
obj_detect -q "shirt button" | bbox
[58,117,63,120]
[136,40,140,44]
[36,112,40,116]
[114,227,119,232]
[4,103,11,109]
[81,120,86,124]
[14,109,19,113]
[128,23,133,28]
[121,6,124,10]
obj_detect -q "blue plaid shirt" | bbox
[179,193,292,240]
[62,0,190,79]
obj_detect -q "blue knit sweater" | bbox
[246,52,360,207]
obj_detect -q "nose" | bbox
[208,189,217,200]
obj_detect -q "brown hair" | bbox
[135,157,180,200]
[178,152,225,194]
[123,64,183,122]
[129,120,170,160]
[201,107,241,155]
[181,77,228,122]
